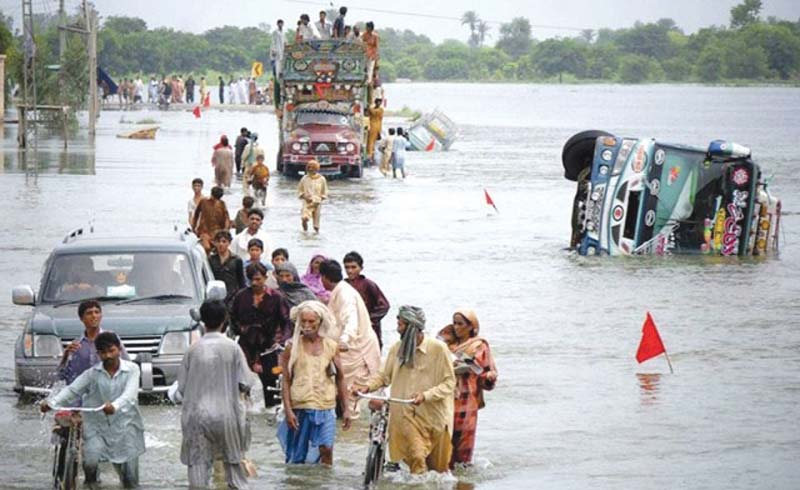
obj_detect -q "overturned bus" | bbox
[563,130,781,257]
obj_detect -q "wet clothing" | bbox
[366,106,384,160]
[230,287,291,407]
[209,252,245,300]
[327,281,381,416]
[193,198,230,250]
[49,360,145,472]
[178,332,251,489]
[365,336,455,473]
[58,330,129,385]
[345,275,390,349]
[234,135,249,174]
[212,146,235,188]
[297,174,328,230]
[449,338,495,466]
[277,408,336,464]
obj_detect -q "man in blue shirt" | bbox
[42,331,146,488]
[58,300,128,385]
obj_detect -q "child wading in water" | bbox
[297,160,328,233]
[277,300,351,464]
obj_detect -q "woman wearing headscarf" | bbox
[438,308,498,467]
[300,254,330,304]
[211,135,234,189]
[277,301,351,464]
[275,262,317,308]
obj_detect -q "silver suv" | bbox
[10,228,225,395]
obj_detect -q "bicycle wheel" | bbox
[363,441,385,488]
[54,427,79,490]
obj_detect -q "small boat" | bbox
[117,125,160,140]
[407,109,458,151]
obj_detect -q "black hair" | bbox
[94,331,122,352]
[366,21,374,30]
[247,238,264,250]
[240,127,248,134]
[246,261,268,280]
[272,247,289,260]
[319,10,326,15]
[192,178,203,186]
[277,19,284,24]
[343,251,364,268]
[300,14,310,22]
[319,259,343,283]
[242,196,255,207]
[214,230,232,242]
[388,128,395,135]
[78,300,102,318]
[200,300,227,329]
[211,186,224,199]
[248,208,264,219]
[339,6,347,15]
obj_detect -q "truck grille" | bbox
[61,335,162,355]
[314,142,336,154]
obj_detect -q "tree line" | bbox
[2,0,799,96]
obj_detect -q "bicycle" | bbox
[260,343,285,425]
[46,405,103,490]
[356,393,414,488]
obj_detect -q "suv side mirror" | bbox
[12,285,35,306]
[205,280,227,301]
[189,307,202,323]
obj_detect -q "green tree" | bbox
[477,21,490,47]
[461,11,479,48]
[730,0,762,29]
[616,22,674,59]
[722,34,769,79]
[618,54,663,83]
[743,23,800,79]
[533,38,587,81]
[695,42,725,82]
[496,17,532,58]
[103,16,147,34]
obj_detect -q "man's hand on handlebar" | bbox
[411,392,425,406]
[39,400,51,413]
[350,383,368,397]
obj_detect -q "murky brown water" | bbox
[2,83,800,489]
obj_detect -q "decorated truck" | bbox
[277,40,368,178]
[563,130,781,256]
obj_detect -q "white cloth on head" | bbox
[286,300,336,377]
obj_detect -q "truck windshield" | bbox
[41,252,197,303]
[296,111,351,127]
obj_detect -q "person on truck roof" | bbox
[362,22,379,84]
[315,11,332,39]
[271,20,286,80]
[332,6,347,38]
[297,14,319,41]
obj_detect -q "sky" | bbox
[1,0,799,42]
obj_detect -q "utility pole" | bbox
[59,0,66,100]
[84,0,97,136]
[20,0,37,151]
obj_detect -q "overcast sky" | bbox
[2,0,799,42]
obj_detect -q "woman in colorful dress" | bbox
[300,254,330,304]
[438,308,498,467]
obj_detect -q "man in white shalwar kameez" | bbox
[319,259,380,417]
[177,300,252,489]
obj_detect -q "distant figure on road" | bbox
[297,160,328,233]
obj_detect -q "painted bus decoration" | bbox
[563,131,781,257]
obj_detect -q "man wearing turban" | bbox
[353,305,456,474]
[297,160,328,233]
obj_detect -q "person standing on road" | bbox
[277,300,351,464]
[41,332,146,489]
[209,231,246,301]
[187,178,205,228]
[297,160,328,233]
[192,186,231,253]
[199,76,208,106]
[177,300,252,490]
[185,75,195,104]
[212,135,234,189]
[231,208,273,261]
[352,305,456,474]
[234,127,249,175]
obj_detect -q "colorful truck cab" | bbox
[563,131,781,256]
[277,39,368,178]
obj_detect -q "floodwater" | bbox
[2,83,800,489]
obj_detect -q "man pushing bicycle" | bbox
[351,305,456,475]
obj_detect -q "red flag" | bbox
[192,106,201,118]
[484,189,499,213]
[424,139,436,151]
[636,312,666,363]
[203,92,211,107]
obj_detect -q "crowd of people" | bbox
[103,75,273,108]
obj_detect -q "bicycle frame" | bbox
[357,393,413,487]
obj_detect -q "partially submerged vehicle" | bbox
[563,130,781,256]
[277,39,368,178]
[407,109,458,151]
[10,227,226,396]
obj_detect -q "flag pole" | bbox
[663,351,674,374]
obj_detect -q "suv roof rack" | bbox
[62,220,95,244]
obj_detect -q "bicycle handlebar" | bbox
[356,393,414,405]
[260,344,286,356]
[49,405,105,412]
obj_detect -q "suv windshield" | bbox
[296,110,351,127]
[41,252,197,304]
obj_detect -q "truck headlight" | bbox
[292,142,301,151]
[346,143,355,152]
[29,334,62,358]
[160,331,189,355]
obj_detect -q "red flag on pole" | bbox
[636,312,672,372]
[192,106,201,118]
[484,189,499,213]
[203,92,211,107]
